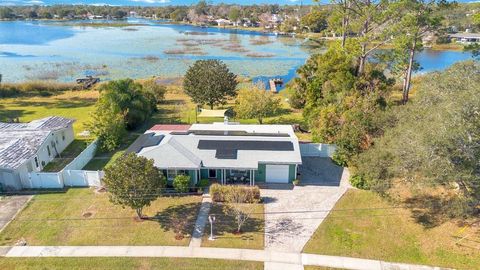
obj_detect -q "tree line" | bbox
[287,0,480,221]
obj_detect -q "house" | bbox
[0,116,75,190]
[127,122,302,186]
[215,19,231,27]
[449,32,480,44]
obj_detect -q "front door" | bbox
[208,169,217,179]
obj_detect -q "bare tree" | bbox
[226,190,260,233]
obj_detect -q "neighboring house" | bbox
[449,32,480,44]
[0,116,75,190]
[127,122,302,186]
[215,18,231,27]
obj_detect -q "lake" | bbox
[0,19,473,89]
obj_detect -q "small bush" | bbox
[350,174,367,189]
[173,174,191,193]
[197,178,210,188]
[209,184,260,203]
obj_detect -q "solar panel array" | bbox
[171,130,290,137]
[198,140,294,159]
[125,133,164,154]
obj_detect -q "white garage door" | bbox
[266,165,290,183]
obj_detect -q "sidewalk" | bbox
[189,194,212,247]
[2,246,451,270]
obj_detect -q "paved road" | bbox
[262,157,350,253]
[0,195,32,233]
[2,246,451,270]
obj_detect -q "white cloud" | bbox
[130,0,171,3]
[25,0,45,4]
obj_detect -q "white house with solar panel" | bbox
[0,116,75,190]
[127,121,302,186]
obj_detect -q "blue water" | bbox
[0,21,76,45]
[0,19,474,89]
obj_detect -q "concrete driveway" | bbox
[0,195,32,233]
[261,157,350,253]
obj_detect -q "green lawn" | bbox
[303,189,480,270]
[43,139,90,172]
[201,202,264,249]
[304,267,346,270]
[0,258,262,270]
[0,90,97,136]
[0,188,202,246]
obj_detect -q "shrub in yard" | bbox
[197,178,210,188]
[210,184,260,203]
[173,174,191,193]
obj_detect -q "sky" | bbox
[0,0,476,6]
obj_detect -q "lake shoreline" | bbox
[0,18,467,52]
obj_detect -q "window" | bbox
[208,169,217,178]
[34,157,39,168]
[47,145,51,156]
[62,131,65,141]
[167,169,187,181]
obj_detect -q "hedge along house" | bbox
[127,122,302,186]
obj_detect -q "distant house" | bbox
[215,19,231,27]
[127,122,302,186]
[449,32,480,44]
[0,116,75,190]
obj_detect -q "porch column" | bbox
[253,170,255,186]
[222,169,226,185]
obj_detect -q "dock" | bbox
[269,79,278,93]
[269,78,283,93]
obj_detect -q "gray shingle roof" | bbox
[138,123,302,170]
[0,116,75,170]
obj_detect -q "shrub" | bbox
[142,79,166,104]
[350,174,367,189]
[173,174,191,193]
[209,184,260,203]
[197,178,210,188]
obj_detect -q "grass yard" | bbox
[0,258,262,270]
[42,139,90,172]
[304,267,346,270]
[201,202,264,249]
[303,189,480,270]
[0,90,98,136]
[0,188,202,246]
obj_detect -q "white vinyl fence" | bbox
[300,143,337,158]
[26,140,104,189]
[26,172,63,189]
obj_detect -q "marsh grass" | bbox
[249,38,273,46]
[245,52,276,58]
[0,81,80,98]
